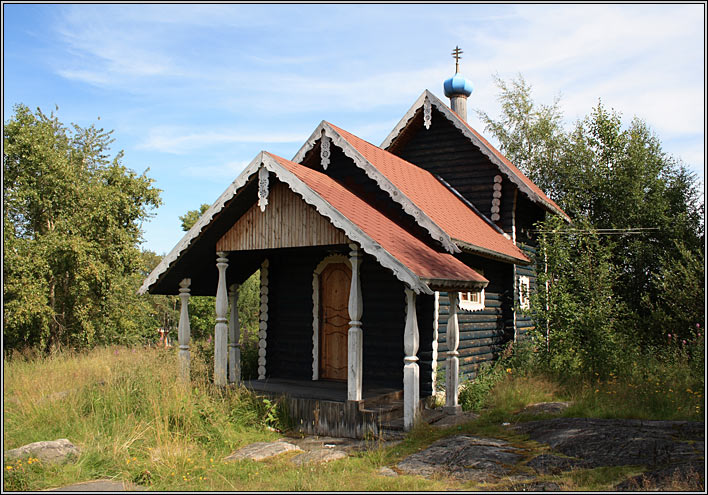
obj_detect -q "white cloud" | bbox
[137,127,308,154]
[181,160,251,181]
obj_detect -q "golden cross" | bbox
[451,46,463,72]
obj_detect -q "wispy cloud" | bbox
[181,160,252,181]
[137,127,308,154]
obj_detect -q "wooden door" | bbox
[319,263,351,381]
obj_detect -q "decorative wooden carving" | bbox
[214,252,229,387]
[431,291,439,393]
[347,244,364,401]
[491,175,503,222]
[321,131,331,170]
[258,166,269,212]
[228,283,240,385]
[445,291,461,413]
[312,255,352,380]
[320,263,351,381]
[258,259,269,380]
[403,287,420,430]
[178,278,191,382]
[423,96,432,130]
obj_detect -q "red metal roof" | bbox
[326,123,530,263]
[265,152,488,286]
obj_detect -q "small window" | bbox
[458,289,485,312]
[518,275,530,310]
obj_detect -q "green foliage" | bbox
[532,215,623,376]
[479,76,704,358]
[179,203,210,232]
[3,105,161,353]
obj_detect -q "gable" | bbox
[216,180,348,251]
[382,91,570,222]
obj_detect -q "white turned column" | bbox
[431,291,440,392]
[178,278,191,382]
[228,283,240,385]
[403,287,420,431]
[348,244,363,401]
[445,291,461,413]
[214,252,229,387]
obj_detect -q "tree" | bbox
[179,203,210,232]
[479,76,704,348]
[476,74,568,201]
[3,105,161,352]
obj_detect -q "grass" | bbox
[3,343,704,491]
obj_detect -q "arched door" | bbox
[319,262,351,381]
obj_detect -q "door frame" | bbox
[312,254,351,380]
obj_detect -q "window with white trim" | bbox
[518,275,530,310]
[458,288,485,312]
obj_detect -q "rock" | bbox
[508,481,563,491]
[223,441,302,462]
[514,418,704,469]
[429,411,479,429]
[291,448,347,465]
[4,439,80,464]
[396,435,529,482]
[614,461,705,491]
[376,466,399,477]
[48,479,146,491]
[527,453,590,474]
[518,401,572,416]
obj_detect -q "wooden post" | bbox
[445,291,461,413]
[403,287,420,430]
[348,244,363,402]
[178,278,191,382]
[228,283,240,385]
[214,252,229,387]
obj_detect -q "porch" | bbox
[244,378,445,438]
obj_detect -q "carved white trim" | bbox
[312,254,352,380]
[258,166,269,212]
[518,274,531,310]
[379,90,570,222]
[291,121,459,255]
[431,291,439,393]
[228,283,240,385]
[458,289,485,312]
[423,96,432,130]
[258,259,269,379]
[320,131,331,170]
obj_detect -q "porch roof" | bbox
[140,151,488,296]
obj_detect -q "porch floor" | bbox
[243,378,400,403]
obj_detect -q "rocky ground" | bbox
[6,407,704,491]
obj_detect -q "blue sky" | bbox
[3,3,705,256]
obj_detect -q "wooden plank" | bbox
[216,181,349,251]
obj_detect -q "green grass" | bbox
[3,343,704,491]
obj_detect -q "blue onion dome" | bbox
[443,72,473,98]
